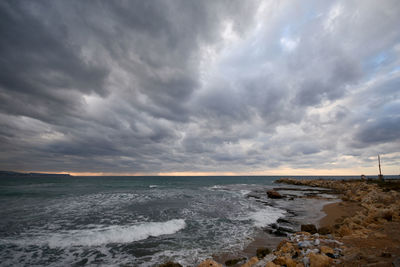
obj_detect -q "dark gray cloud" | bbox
[0,0,400,174]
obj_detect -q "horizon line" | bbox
[5,169,398,177]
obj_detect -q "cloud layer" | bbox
[1,0,399,174]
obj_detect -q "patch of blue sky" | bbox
[389,66,400,75]
[362,51,394,79]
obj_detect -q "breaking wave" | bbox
[248,207,286,227]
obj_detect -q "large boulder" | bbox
[317,226,332,235]
[309,253,332,267]
[301,224,317,234]
[273,256,296,267]
[225,257,246,266]
[256,247,270,259]
[197,259,222,267]
[267,190,283,199]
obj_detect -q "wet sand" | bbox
[213,229,283,265]
[319,200,363,227]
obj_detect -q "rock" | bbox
[393,257,400,267]
[279,242,294,254]
[225,257,246,266]
[380,251,391,258]
[303,248,319,256]
[337,225,352,236]
[301,224,317,234]
[269,229,288,237]
[277,218,291,224]
[197,259,222,267]
[309,253,332,267]
[272,256,296,267]
[240,256,258,267]
[159,262,183,267]
[265,262,279,267]
[267,190,283,199]
[317,226,331,235]
[276,240,289,250]
[314,239,320,246]
[325,253,336,259]
[320,246,333,255]
[302,257,310,267]
[284,257,297,267]
[298,240,312,248]
[256,247,270,259]
[273,256,285,265]
[73,258,88,266]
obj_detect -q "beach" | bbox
[202,178,400,267]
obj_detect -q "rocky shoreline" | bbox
[169,178,400,267]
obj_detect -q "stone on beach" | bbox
[159,262,182,267]
[320,246,333,255]
[197,259,222,267]
[317,226,331,235]
[225,257,246,266]
[273,256,297,267]
[256,247,270,259]
[308,252,332,267]
[300,224,317,234]
[266,190,283,199]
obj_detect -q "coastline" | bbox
[209,181,341,267]
[195,178,400,267]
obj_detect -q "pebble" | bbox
[298,241,312,248]
[303,248,319,256]
[302,256,310,267]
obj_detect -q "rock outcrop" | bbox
[267,190,283,199]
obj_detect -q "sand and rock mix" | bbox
[191,178,400,267]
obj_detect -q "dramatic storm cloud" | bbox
[1,0,399,175]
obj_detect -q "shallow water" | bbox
[0,176,353,266]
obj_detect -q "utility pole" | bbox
[378,154,384,181]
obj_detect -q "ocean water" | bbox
[0,175,357,266]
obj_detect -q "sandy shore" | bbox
[317,184,400,266]
[319,201,363,228]
[196,178,400,267]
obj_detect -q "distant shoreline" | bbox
[0,170,71,177]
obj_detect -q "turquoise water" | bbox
[0,175,363,266]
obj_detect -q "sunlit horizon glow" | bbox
[16,164,399,176]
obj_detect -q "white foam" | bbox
[248,207,286,227]
[149,185,158,188]
[239,190,251,196]
[4,219,186,248]
[209,185,223,190]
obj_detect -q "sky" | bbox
[0,0,399,176]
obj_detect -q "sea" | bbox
[0,175,372,266]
